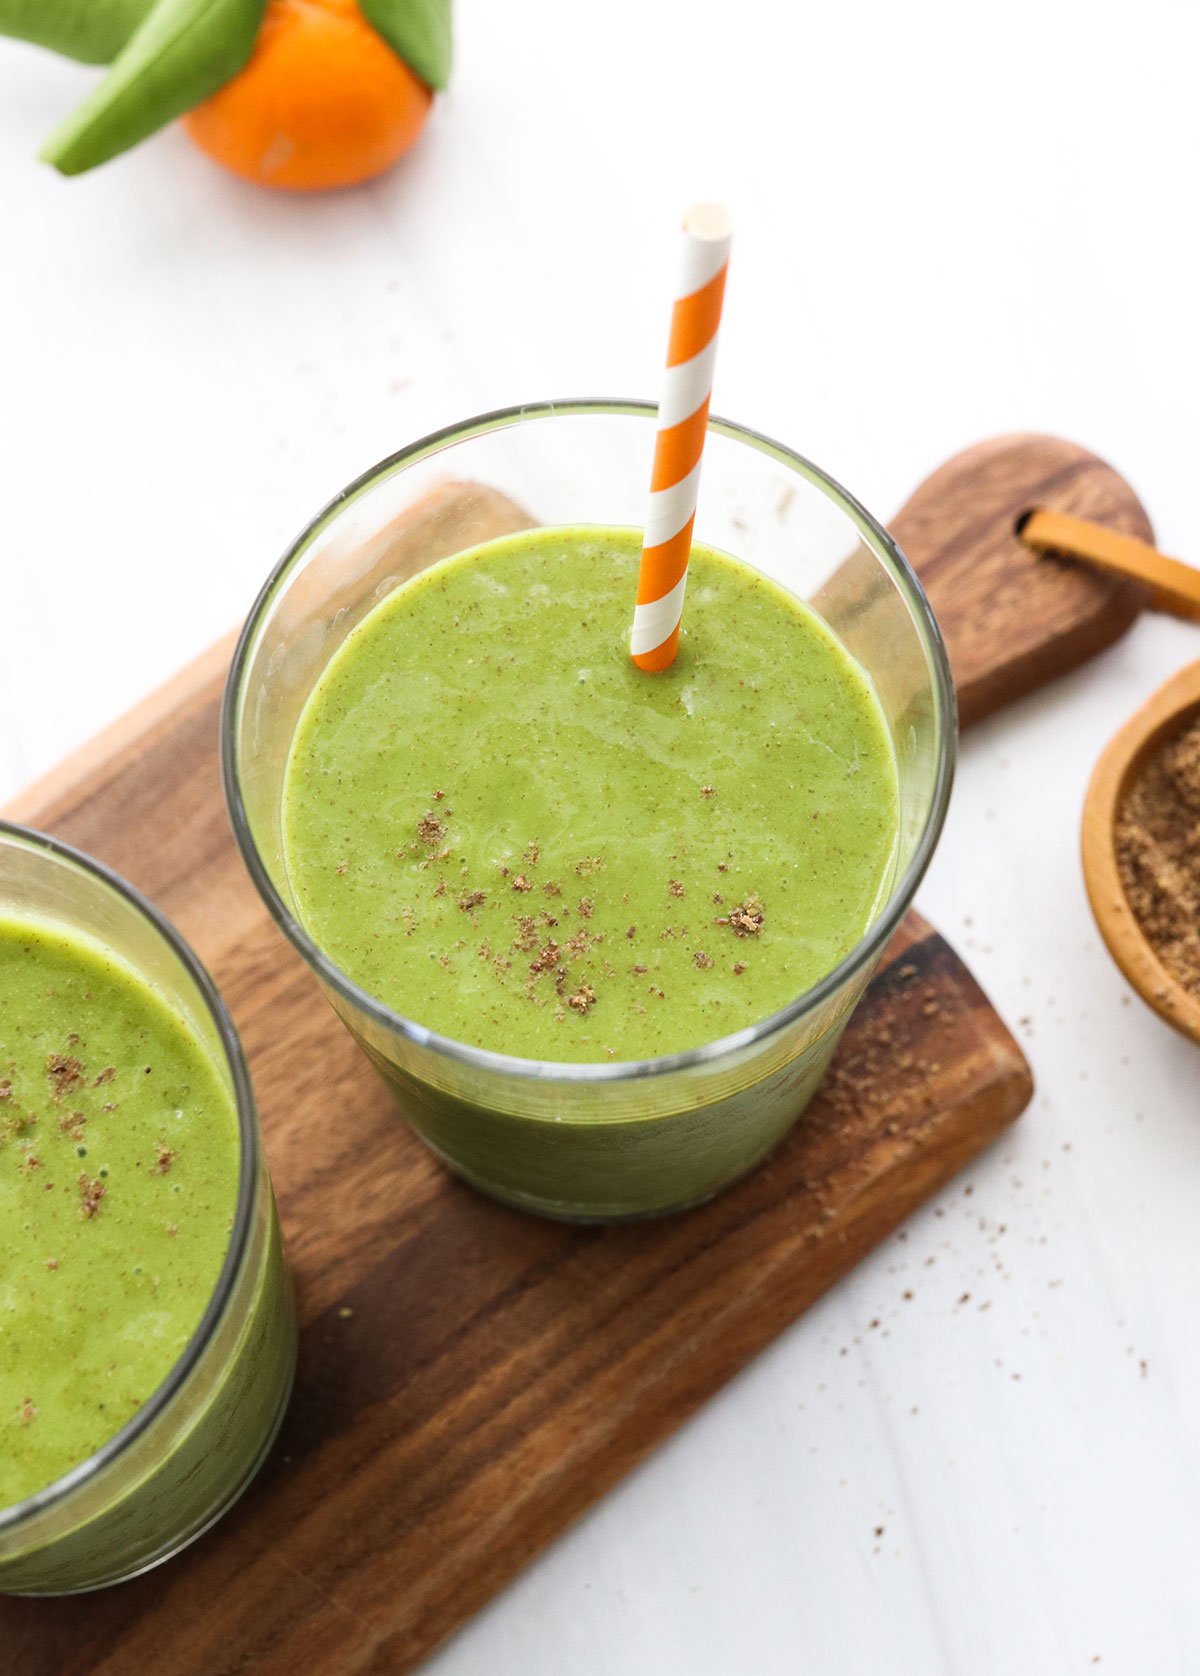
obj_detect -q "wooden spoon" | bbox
[1081,660,1200,1046]
[887,434,1200,1043]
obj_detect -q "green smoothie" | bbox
[282,527,900,1063]
[0,906,295,1594]
[0,918,240,1508]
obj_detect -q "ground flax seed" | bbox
[1115,712,1200,996]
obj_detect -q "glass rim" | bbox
[0,821,260,1538]
[221,397,957,1087]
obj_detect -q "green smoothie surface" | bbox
[0,919,240,1509]
[281,526,900,1062]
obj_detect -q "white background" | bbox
[3,2,1200,1669]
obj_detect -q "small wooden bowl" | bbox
[1082,658,1200,1045]
[1086,656,1200,1039]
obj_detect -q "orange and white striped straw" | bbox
[630,203,732,672]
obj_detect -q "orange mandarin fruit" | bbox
[182,0,433,192]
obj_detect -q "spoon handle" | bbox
[1020,508,1200,624]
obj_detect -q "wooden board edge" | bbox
[4,633,238,828]
[410,1040,1033,1674]
[955,602,1145,730]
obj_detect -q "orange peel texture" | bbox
[182,0,433,191]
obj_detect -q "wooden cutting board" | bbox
[1,433,1149,1673]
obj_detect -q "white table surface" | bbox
[3,3,1199,1669]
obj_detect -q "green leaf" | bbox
[360,0,452,92]
[0,0,155,64]
[40,0,267,176]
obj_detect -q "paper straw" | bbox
[630,203,732,672]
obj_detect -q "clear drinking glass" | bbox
[0,824,297,1595]
[223,402,955,1222]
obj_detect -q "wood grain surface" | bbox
[0,452,1063,1673]
[891,433,1154,727]
[1081,657,1200,1046]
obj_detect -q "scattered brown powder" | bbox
[530,942,560,974]
[432,789,445,801]
[733,962,747,976]
[512,917,540,953]
[458,889,486,912]
[567,983,597,1015]
[78,1173,105,1218]
[524,841,541,867]
[416,813,446,846]
[700,785,716,798]
[543,880,562,898]
[153,1144,174,1175]
[46,1054,84,1100]
[1116,713,1200,994]
[668,879,685,898]
[19,1398,36,1425]
[693,951,714,970]
[717,899,764,938]
[511,874,533,893]
[575,857,602,876]
[632,963,648,975]
[92,1066,115,1087]
[578,897,594,919]
[626,925,636,939]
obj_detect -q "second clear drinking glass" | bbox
[0,824,296,1595]
[223,402,955,1221]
